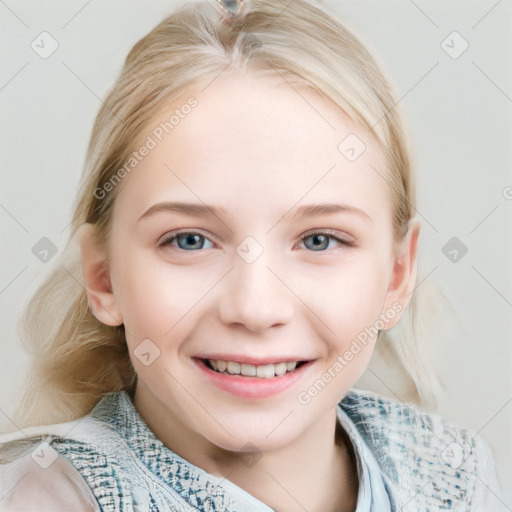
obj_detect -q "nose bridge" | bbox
[218,246,295,331]
[234,251,272,295]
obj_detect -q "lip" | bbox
[193,357,316,399]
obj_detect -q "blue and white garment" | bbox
[0,388,506,511]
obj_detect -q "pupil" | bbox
[309,234,328,250]
[179,234,202,249]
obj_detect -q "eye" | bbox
[300,231,351,251]
[158,231,215,251]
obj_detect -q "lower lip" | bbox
[194,358,315,399]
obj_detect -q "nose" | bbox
[218,255,295,333]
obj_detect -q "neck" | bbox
[134,388,358,512]
[216,410,359,512]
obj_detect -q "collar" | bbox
[90,390,392,511]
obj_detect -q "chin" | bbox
[199,415,304,454]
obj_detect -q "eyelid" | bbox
[298,228,357,246]
[156,228,356,249]
[157,229,218,247]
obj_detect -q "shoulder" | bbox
[340,387,489,458]
[341,387,469,443]
[0,413,125,512]
[0,439,100,512]
[340,388,505,510]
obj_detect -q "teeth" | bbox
[208,359,302,378]
[256,364,275,379]
[286,361,297,372]
[274,362,287,376]
[240,363,257,377]
[227,361,241,375]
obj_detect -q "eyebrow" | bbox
[138,201,226,222]
[137,201,371,222]
[288,203,371,222]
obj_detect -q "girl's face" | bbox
[83,70,418,454]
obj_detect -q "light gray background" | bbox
[1,0,511,506]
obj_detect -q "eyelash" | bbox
[157,229,355,251]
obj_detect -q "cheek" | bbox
[303,252,391,342]
[294,258,390,404]
[110,248,215,340]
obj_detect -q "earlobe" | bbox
[78,223,123,327]
[380,219,421,330]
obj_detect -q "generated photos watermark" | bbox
[93,96,198,200]
[297,301,403,405]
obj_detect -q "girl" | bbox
[0,0,505,510]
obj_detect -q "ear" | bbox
[380,219,421,330]
[78,223,123,326]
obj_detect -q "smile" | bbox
[205,359,306,378]
[194,357,315,399]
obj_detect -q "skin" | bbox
[80,69,420,511]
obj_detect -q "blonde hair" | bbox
[13,0,441,428]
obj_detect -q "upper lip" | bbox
[195,355,314,365]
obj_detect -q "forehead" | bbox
[114,70,389,222]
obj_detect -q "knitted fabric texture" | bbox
[0,388,503,511]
